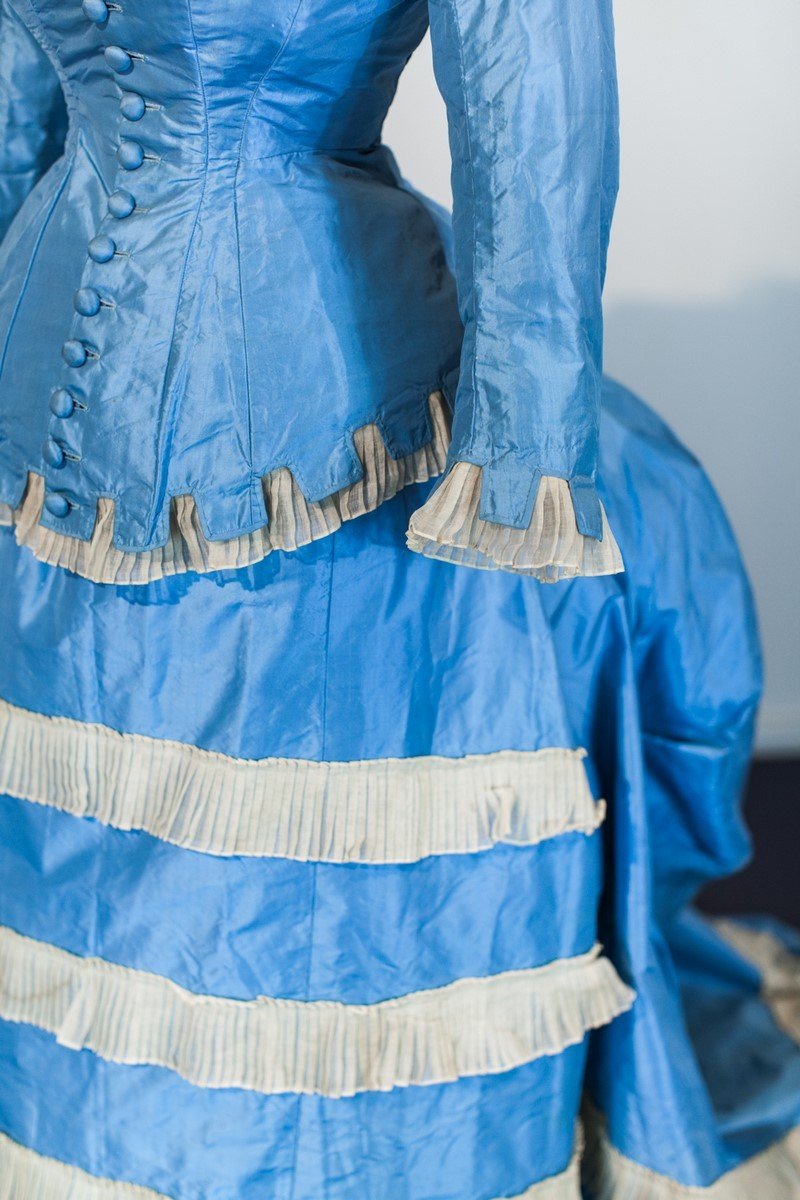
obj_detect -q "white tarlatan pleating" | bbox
[0,393,450,585]
[0,1127,584,1200]
[0,699,606,864]
[406,462,624,581]
[582,1108,800,1200]
[0,927,634,1099]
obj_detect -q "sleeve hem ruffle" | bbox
[406,462,624,582]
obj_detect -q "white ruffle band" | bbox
[0,927,634,1099]
[0,1129,583,1200]
[5,1114,800,1200]
[0,1133,169,1200]
[0,699,605,864]
[0,393,450,586]
[406,463,624,581]
[582,1108,800,1199]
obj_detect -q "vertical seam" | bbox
[442,0,480,451]
[232,184,256,522]
[232,0,306,526]
[288,535,335,1198]
[145,0,209,538]
[0,152,73,384]
[234,0,306,167]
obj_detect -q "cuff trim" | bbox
[0,926,634,1099]
[0,393,450,586]
[406,463,624,582]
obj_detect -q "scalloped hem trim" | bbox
[0,926,635,1099]
[0,1129,584,1200]
[0,392,450,585]
[406,462,624,581]
[0,698,606,864]
[582,1107,800,1198]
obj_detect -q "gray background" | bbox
[385,0,800,754]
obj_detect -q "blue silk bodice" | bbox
[0,0,618,569]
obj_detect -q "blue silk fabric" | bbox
[0,0,615,548]
[1,380,799,1196]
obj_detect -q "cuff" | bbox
[406,463,624,583]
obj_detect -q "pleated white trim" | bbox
[406,463,624,581]
[0,1128,584,1200]
[0,927,635,1099]
[0,699,606,864]
[582,1109,800,1199]
[712,919,800,1044]
[0,393,449,585]
[0,1132,169,1200]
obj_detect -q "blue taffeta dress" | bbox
[1,0,799,1197]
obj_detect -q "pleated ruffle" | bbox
[0,699,605,864]
[0,927,634,1099]
[0,1132,168,1200]
[0,1128,584,1200]
[0,393,449,585]
[582,1107,800,1199]
[406,463,624,581]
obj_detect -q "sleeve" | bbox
[406,0,623,581]
[0,0,67,243]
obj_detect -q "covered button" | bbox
[44,492,70,518]
[104,45,133,74]
[88,235,116,262]
[42,439,66,469]
[108,189,136,218]
[119,91,146,121]
[61,339,88,367]
[74,287,102,316]
[82,0,108,23]
[50,388,76,419]
[117,140,145,171]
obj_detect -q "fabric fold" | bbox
[711,919,800,1044]
[0,699,606,864]
[0,393,450,586]
[406,462,624,581]
[0,927,635,1098]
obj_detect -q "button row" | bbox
[45,5,154,520]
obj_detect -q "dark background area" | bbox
[699,758,799,928]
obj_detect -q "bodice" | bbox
[0,0,624,585]
[23,0,430,168]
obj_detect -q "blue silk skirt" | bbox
[0,380,798,1199]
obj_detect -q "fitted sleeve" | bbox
[406,0,623,580]
[0,0,67,242]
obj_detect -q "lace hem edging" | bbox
[0,392,450,585]
[406,462,624,582]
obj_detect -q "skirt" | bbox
[0,379,798,1199]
